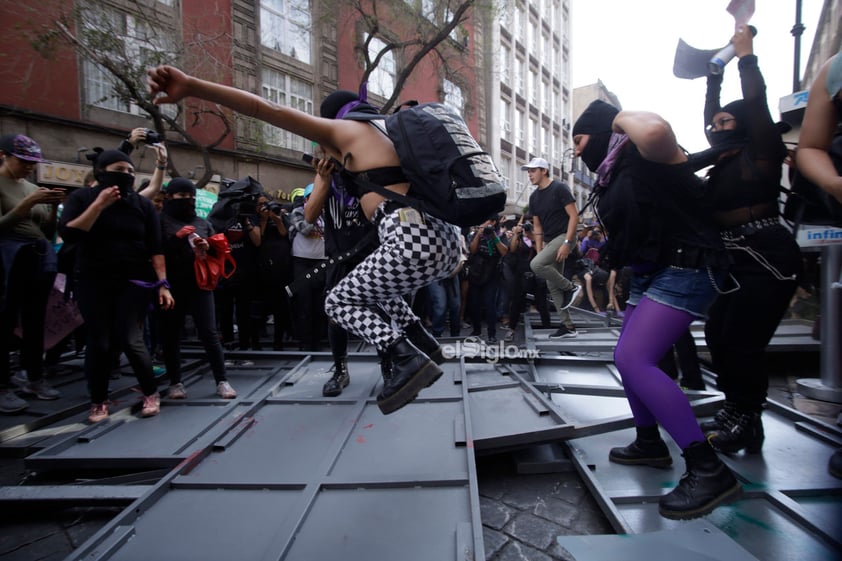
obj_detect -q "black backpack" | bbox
[344,103,507,227]
[783,133,842,228]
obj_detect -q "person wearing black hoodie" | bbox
[699,24,802,454]
[158,177,237,401]
[572,99,740,520]
[60,150,174,423]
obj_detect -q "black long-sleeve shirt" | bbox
[706,55,788,212]
[59,188,162,281]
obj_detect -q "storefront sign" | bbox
[37,162,91,187]
[796,225,842,247]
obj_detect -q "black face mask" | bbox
[95,171,135,198]
[579,130,612,173]
[163,198,196,222]
[706,129,747,149]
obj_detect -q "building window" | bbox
[501,98,511,138]
[366,34,396,98]
[529,118,538,153]
[443,79,464,113]
[542,125,550,155]
[515,57,524,93]
[517,109,526,145]
[529,70,537,105]
[80,7,175,117]
[260,0,312,64]
[261,68,313,151]
[500,44,510,84]
[500,154,512,197]
[543,80,551,114]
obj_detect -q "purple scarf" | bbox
[596,133,629,186]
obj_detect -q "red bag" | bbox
[194,233,236,291]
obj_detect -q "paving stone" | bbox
[548,541,578,561]
[533,496,578,528]
[547,477,586,505]
[495,540,555,561]
[500,474,560,509]
[570,499,613,535]
[482,526,509,559]
[504,512,564,551]
[480,495,514,530]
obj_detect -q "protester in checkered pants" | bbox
[148,66,462,415]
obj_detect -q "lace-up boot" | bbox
[700,401,737,432]
[322,359,350,397]
[609,425,673,468]
[377,338,441,415]
[707,410,764,454]
[658,441,742,520]
[405,321,444,364]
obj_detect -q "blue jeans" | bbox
[628,266,720,319]
[428,276,461,336]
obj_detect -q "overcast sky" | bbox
[570,0,823,154]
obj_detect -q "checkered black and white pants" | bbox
[325,205,462,352]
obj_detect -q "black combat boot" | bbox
[658,440,743,520]
[707,410,764,454]
[322,359,350,397]
[376,338,442,415]
[378,350,393,382]
[405,321,444,364]
[609,425,673,468]
[700,401,737,432]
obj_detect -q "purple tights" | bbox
[615,296,704,449]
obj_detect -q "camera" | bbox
[144,128,163,144]
[483,225,496,237]
[522,221,533,233]
[237,193,260,216]
[264,201,284,215]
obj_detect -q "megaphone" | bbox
[708,25,758,75]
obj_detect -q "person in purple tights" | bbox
[572,100,742,520]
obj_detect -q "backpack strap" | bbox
[332,156,425,216]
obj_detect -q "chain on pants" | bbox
[325,208,462,352]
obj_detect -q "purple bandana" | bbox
[596,133,629,186]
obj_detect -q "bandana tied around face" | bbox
[596,133,630,186]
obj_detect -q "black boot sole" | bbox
[608,453,673,468]
[658,481,743,520]
[377,360,442,415]
[427,346,445,364]
[708,438,764,454]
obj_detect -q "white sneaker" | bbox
[167,383,187,400]
[141,393,160,417]
[216,381,237,399]
[0,389,28,413]
[88,402,109,423]
[21,379,61,400]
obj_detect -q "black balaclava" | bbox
[93,149,135,198]
[572,100,620,173]
[706,99,749,148]
[163,177,197,222]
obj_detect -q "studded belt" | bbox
[721,216,780,239]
